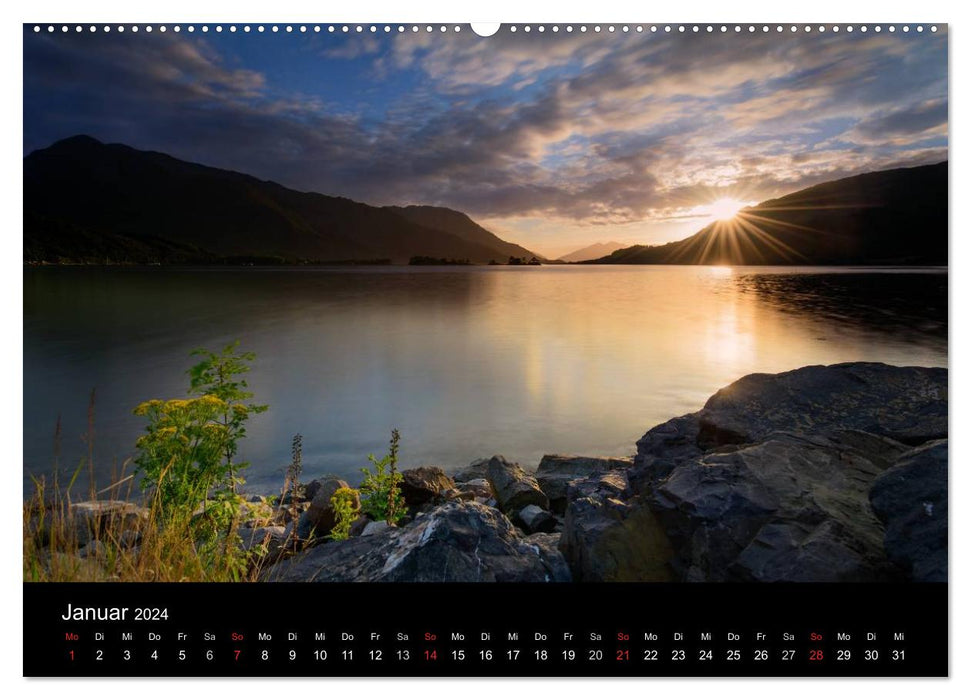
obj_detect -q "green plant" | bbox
[132,396,231,519]
[188,341,268,493]
[329,487,360,540]
[359,429,406,525]
[133,343,266,534]
[286,434,303,524]
[26,343,273,583]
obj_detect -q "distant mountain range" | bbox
[24,138,947,267]
[589,162,947,265]
[557,241,626,263]
[23,136,540,265]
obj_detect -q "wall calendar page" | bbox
[21,17,949,680]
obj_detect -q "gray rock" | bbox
[870,439,947,582]
[457,478,494,500]
[400,467,455,509]
[70,501,149,546]
[348,515,370,538]
[303,474,346,502]
[731,520,883,583]
[524,532,571,582]
[560,471,674,582]
[536,455,633,514]
[361,520,391,537]
[517,504,557,534]
[78,539,107,560]
[237,526,287,554]
[651,432,905,582]
[486,455,549,514]
[632,364,946,497]
[452,459,490,483]
[631,414,704,491]
[264,501,568,582]
[271,501,309,525]
[600,363,948,583]
[117,530,142,549]
[697,363,946,448]
[295,478,358,540]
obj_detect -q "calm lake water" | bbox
[23,265,947,494]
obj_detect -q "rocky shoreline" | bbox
[65,362,949,584]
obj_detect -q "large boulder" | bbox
[486,456,549,514]
[536,455,633,514]
[633,364,947,495]
[264,501,570,582]
[70,501,149,546]
[620,363,947,583]
[650,432,909,582]
[560,471,674,582]
[696,363,946,449]
[870,439,948,582]
[400,467,455,509]
[631,414,704,490]
[295,478,358,540]
[304,475,345,502]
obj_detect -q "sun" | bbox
[708,198,745,221]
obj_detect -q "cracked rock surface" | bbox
[263,501,569,582]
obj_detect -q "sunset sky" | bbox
[23,25,948,258]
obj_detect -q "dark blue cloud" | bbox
[23,26,948,232]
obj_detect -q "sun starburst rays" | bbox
[667,207,818,266]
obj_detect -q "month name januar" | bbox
[61,603,129,621]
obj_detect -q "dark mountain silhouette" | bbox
[591,162,947,265]
[384,205,540,262]
[23,136,541,265]
[558,241,625,263]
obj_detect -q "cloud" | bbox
[23,26,948,237]
[323,34,381,60]
[849,98,948,144]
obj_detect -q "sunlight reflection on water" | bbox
[24,265,947,492]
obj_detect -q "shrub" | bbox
[188,341,268,494]
[359,429,406,525]
[133,343,266,532]
[329,487,360,540]
[132,396,231,519]
[25,342,270,582]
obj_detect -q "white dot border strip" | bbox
[31,24,941,35]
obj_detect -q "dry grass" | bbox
[22,463,275,582]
